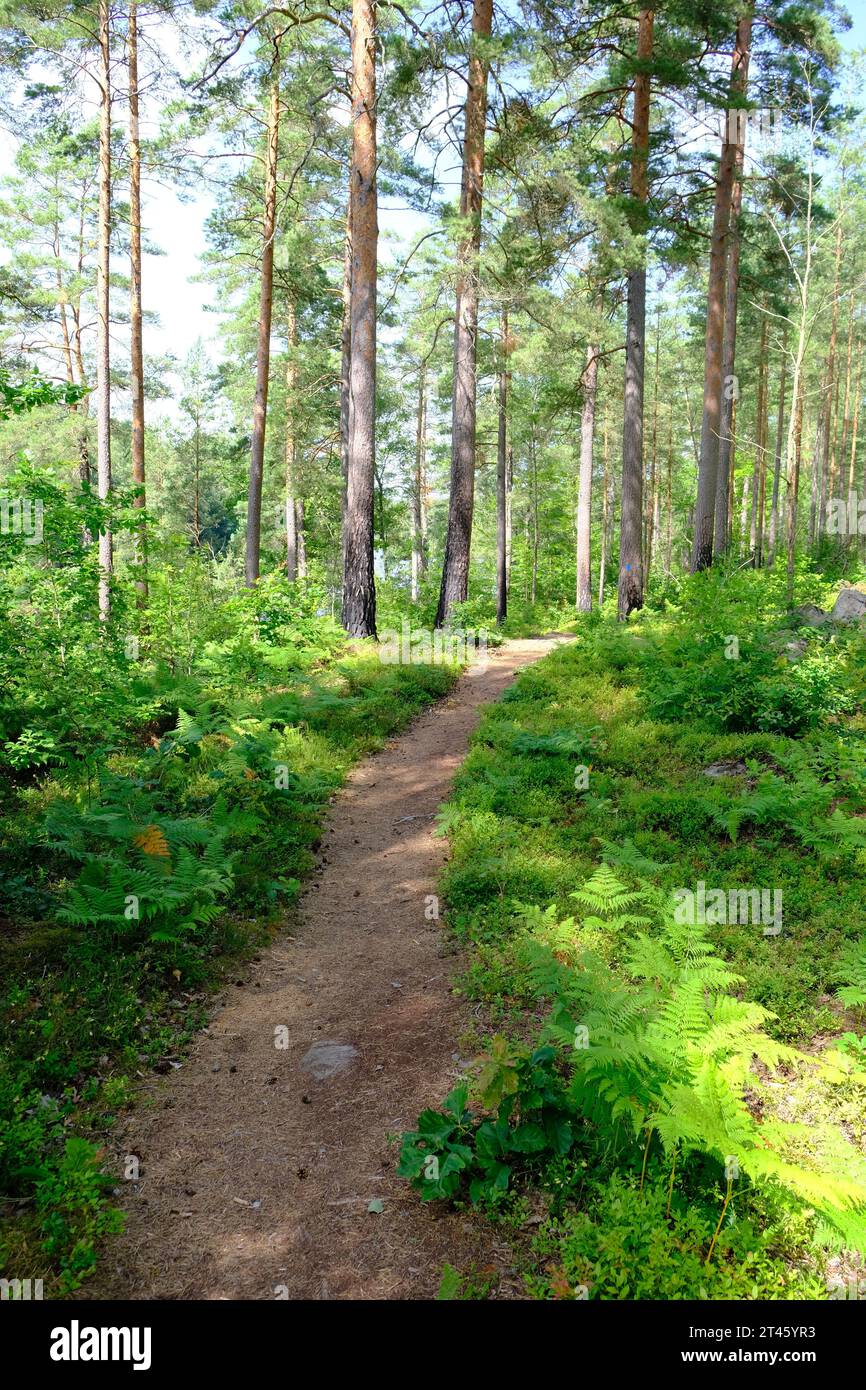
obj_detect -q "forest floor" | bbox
[80,636,568,1301]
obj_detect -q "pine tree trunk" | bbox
[786,385,804,604]
[576,341,599,611]
[748,314,767,561]
[840,299,854,480]
[339,189,352,569]
[755,329,770,566]
[599,404,610,606]
[818,220,843,540]
[296,498,307,577]
[128,0,147,601]
[617,7,654,620]
[496,312,511,625]
[284,301,298,580]
[245,59,280,587]
[714,156,745,556]
[342,0,378,636]
[530,435,539,605]
[767,328,788,565]
[411,361,427,603]
[645,305,660,581]
[435,0,494,628]
[96,0,113,621]
[665,408,673,573]
[850,340,862,493]
[693,12,752,569]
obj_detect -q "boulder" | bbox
[784,639,808,662]
[792,602,828,627]
[300,1040,358,1080]
[830,587,866,623]
[703,759,748,779]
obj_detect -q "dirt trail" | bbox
[85,637,566,1301]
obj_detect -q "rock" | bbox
[702,760,748,779]
[830,587,866,623]
[792,603,828,627]
[300,1040,358,1080]
[784,639,807,662]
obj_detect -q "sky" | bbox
[131,2,866,413]
[2,5,865,427]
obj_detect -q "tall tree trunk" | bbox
[849,340,862,493]
[786,386,804,605]
[192,409,202,546]
[755,331,770,565]
[342,0,378,635]
[505,431,513,594]
[435,0,494,628]
[748,314,767,561]
[296,498,307,577]
[665,408,673,573]
[809,404,824,548]
[245,56,280,587]
[530,435,539,605]
[128,0,147,601]
[818,219,843,541]
[284,302,298,579]
[714,150,745,556]
[840,298,854,477]
[339,188,352,571]
[411,360,427,603]
[599,403,610,606]
[617,7,654,620]
[767,328,788,565]
[576,341,599,611]
[496,312,511,624]
[645,304,660,581]
[693,10,752,569]
[96,0,112,620]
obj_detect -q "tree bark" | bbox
[817,219,843,540]
[530,434,539,605]
[128,0,147,601]
[599,404,610,606]
[850,340,862,493]
[665,407,673,573]
[767,328,788,565]
[411,360,427,602]
[296,497,307,577]
[576,341,599,611]
[245,56,280,587]
[755,326,771,565]
[693,10,752,569]
[96,0,112,620]
[617,7,654,620]
[748,313,767,561]
[284,301,298,580]
[645,304,660,581]
[714,149,745,556]
[339,188,352,570]
[496,312,511,624]
[435,0,494,628]
[341,0,378,636]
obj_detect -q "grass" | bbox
[0,635,459,1293]
[420,568,866,1299]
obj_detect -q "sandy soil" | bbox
[81,637,566,1301]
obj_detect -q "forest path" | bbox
[85,636,568,1301]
